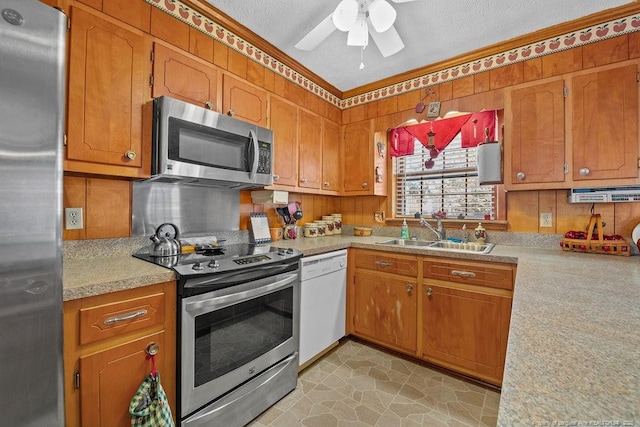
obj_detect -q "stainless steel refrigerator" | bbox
[0,0,66,425]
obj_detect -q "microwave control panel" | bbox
[257,142,271,174]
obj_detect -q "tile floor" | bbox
[249,339,500,427]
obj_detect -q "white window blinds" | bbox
[394,134,495,219]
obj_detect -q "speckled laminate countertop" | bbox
[62,233,640,425]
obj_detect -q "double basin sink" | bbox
[377,238,495,254]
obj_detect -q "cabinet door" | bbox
[505,77,566,188]
[298,110,322,189]
[353,270,417,353]
[222,75,267,126]
[322,119,342,193]
[421,284,511,385]
[570,62,639,182]
[269,97,299,187]
[343,120,373,194]
[152,43,218,110]
[80,331,168,427]
[67,7,147,169]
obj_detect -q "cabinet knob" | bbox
[145,342,159,356]
[579,167,590,176]
[273,174,279,182]
[406,284,413,293]
[516,172,526,181]
[361,182,368,188]
[426,287,433,297]
[301,178,307,184]
[324,181,330,187]
[204,101,214,110]
[124,150,137,160]
[227,109,235,117]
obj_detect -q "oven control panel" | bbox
[233,255,270,265]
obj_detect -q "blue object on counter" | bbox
[446,237,462,243]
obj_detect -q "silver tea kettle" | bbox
[149,223,181,257]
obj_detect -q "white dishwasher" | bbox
[299,249,347,366]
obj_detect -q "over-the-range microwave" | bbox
[150,96,273,189]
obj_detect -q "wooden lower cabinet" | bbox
[347,249,515,386]
[420,257,515,386]
[64,282,176,427]
[421,283,512,385]
[350,249,419,354]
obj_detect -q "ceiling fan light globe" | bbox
[332,0,359,31]
[369,0,396,33]
[347,16,368,46]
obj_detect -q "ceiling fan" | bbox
[295,0,418,58]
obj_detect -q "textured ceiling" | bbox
[206,0,633,92]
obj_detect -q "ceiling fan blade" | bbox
[295,14,337,50]
[368,23,404,57]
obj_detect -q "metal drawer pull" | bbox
[451,270,476,279]
[104,309,148,325]
[374,260,393,267]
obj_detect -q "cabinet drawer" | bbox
[423,258,514,291]
[80,293,165,345]
[355,250,418,277]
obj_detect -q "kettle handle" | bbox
[155,223,180,240]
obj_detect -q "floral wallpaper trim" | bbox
[146,0,639,110]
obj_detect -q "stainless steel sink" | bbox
[427,240,495,254]
[377,239,495,254]
[376,239,436,247]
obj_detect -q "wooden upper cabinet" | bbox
[505,77,566,189]
[322,119,342,193]
[67,6,149,174]
[569,61,639,182]
[298,110,322,189]
[343,120,374,194]
[152,43,218,110]
[269,96,299,187]
[222,74,267,127]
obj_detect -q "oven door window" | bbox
[193,287,293,387]
[168,117,251,172]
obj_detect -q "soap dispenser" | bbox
[400,219,410,239]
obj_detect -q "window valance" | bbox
[389,110,496,157]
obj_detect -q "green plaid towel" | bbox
[129,372,174,427]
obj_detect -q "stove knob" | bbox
[208,260,220,268]
[277,249,286,256]
[192,262,204,271]
[286,248,294,254]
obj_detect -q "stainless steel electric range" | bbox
[134,242,303,427]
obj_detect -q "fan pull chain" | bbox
[359,46,365,70]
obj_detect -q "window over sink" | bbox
[394,133,496,219]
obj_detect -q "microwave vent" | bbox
[568,186,640,203]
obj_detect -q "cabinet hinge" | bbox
[563,87,569,98]
[73,370,80,390]
[66,15,70,32]
[63,133,67,147]
[637,158,640,168]
[564,163,569,175]
[637,72,640,83]
[149,75,154,87]
[150,51,154,63]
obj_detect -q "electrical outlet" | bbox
[65,207,83,230]
[540,212,553,228]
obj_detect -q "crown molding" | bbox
[146,0,640,110]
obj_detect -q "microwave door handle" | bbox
[249,129,258,180]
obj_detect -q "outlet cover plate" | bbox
[540,212,553,228]
[65,207,83,230]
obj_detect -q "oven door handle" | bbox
[184,272,298,313]
[249,129,258,180]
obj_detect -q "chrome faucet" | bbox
[419,217,446,241]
